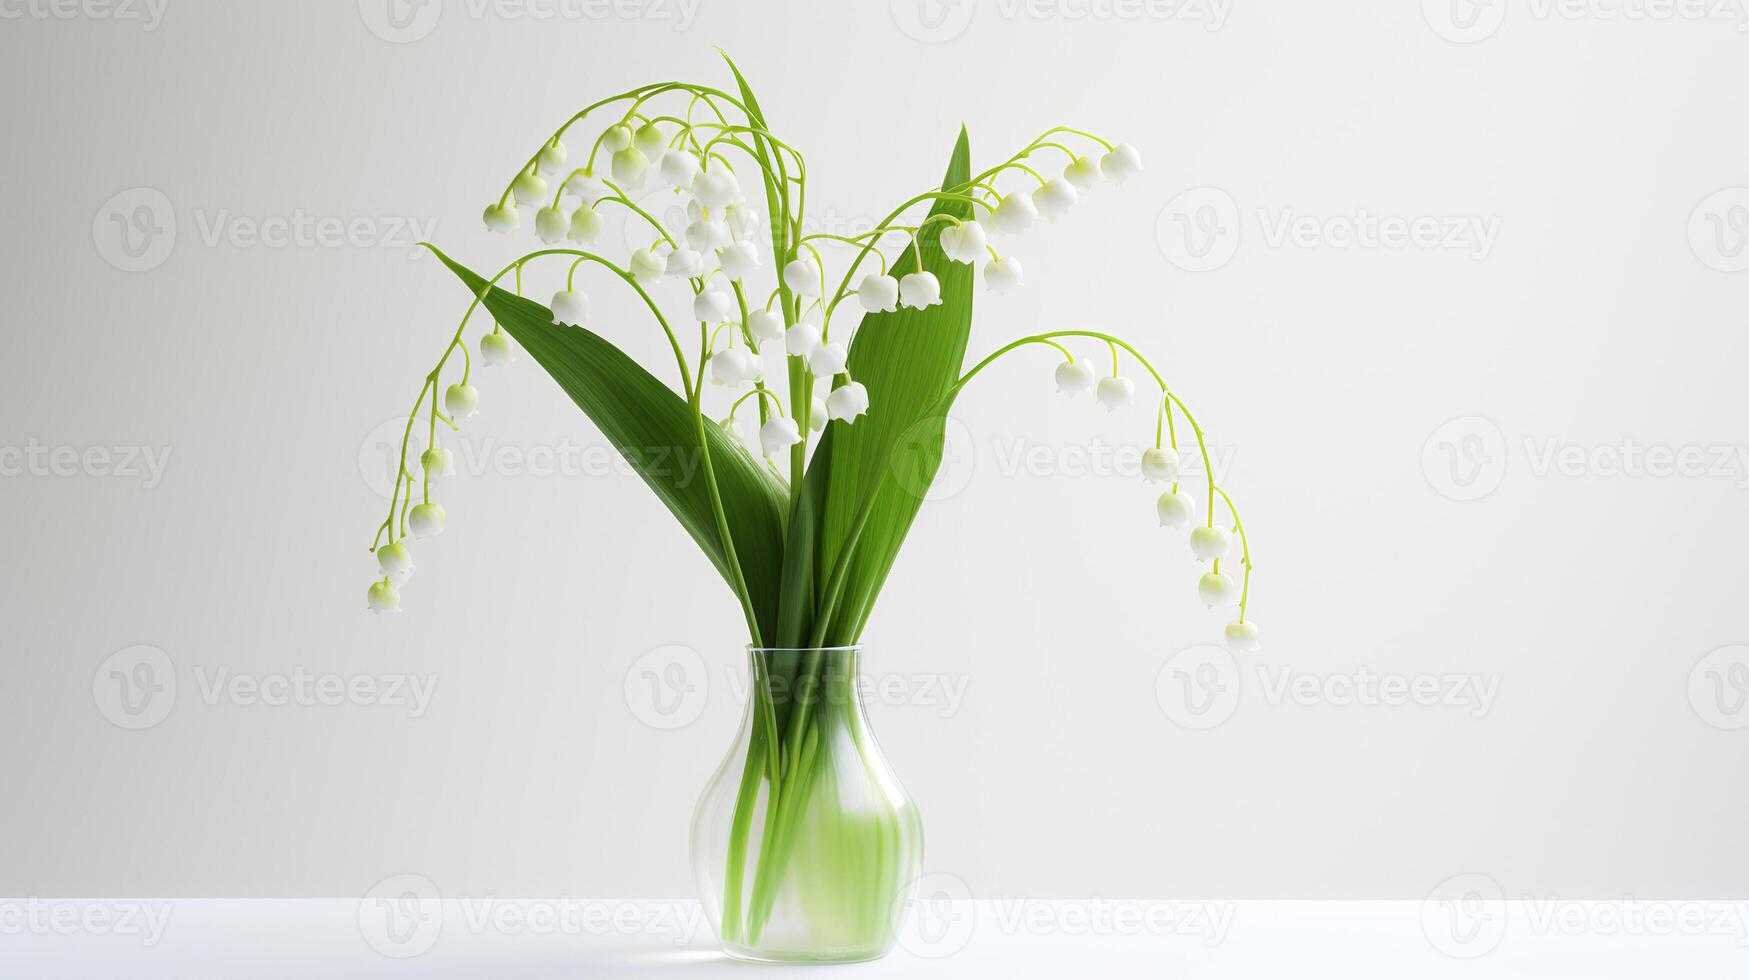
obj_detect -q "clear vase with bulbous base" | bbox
[690,645,923,963]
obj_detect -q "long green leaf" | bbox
[429,247,787,642]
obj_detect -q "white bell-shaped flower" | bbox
[409,502,447,539]
[709,346,755,385]
[718,241,760,281]
[1198,571,1239,608]
[748,309,785,346]
[991,193,1038,234]
[785,321,822,357]
[1101,142,1143,183]
[567,202,604,243]
[1141,446,1180,483]
[1065,154,1102,189]
[550,289,589,326]
[1055,358,1096,396]
[444,383,480,419]
[601,124,632,152]
[367,579,401,614]
[377,541,415,584]
[535,206,568,244]
[899,271,942,309]
[658,149,701,189]
[724,200,759,238]
[809,395,828,432]
[1096,376,1135,412]
[826,381,870,422]
[939,220,988,264]
[685,217,728,251]
[693,169,739,209]
[857,273,900,312]
[630,246,666,284]
[984,256,1023,293]
[782,257,823,297]
[538,140,568,175]
[482,204,519,234]
[693,288,734,324]
[810,342,848,378]
[512,171,548,206]
[1189,525,1233,562]
[633,122,666,157]
[420,446,455,479]
[1224,620,1261,653]
[480,331,515,367]
[665,247,702,279]
[1156,488,1197,528]
[1033,178,1078,221]
[760,416,803,457]
[610,147,648,188]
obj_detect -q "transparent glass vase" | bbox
[690,645,924,962]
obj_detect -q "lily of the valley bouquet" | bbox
[363,55,1259,963]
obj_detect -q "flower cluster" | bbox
[364,75,1255,653]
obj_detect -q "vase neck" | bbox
[746,646,865,712]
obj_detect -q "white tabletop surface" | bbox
[4,897,1745,977]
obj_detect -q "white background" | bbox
[2,0,1747,912]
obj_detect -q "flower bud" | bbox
[685,217,727,251]
[1096,376,1135,412]
[630,246,666,284]
[991,193,1037,234]
[512,171,548,206]
[1224,620,1261,653]
[693,170,738,209]
[1199,571,1239,607]
[602,124,632,152]
[1156,488,1196,528]
[809,342,848,378]
[718,241,760,280]
[693,288,734,324]
[760,416,803,456]
[1054,358,1095,396]
[939,220,988,264]
[376,541,415,584]
[748,309,785,346]
[1101,142,1143,183]
[568,202,604,243]
[858,274,900,312]
[782,257,823,297]
[420,446,455,479]
[409,502,447,539]
[658,150,701,189]
[785,321,822,357]
[480,331,515,367]
[550,289,589,327]
[665,247,702,279]
[1033,178,1078,221]
[826,381,870,422]
[444,383,479,419]
[709,346,755,385]
[535,205,568,244]
[809,395,828,432]
[537,140,568,175]
[984,255,1023,293]
[632,122,666,157]
[1141,447,1180,483]
[367,579,401,614]
[610,147,649,188]
[1189,525,1232,562]
[899,271,942,309]
[482,204,519,234]
[1065,154,1103,188]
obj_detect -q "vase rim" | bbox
[744,644,864,653]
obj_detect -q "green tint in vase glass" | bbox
[691,646,923,962]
